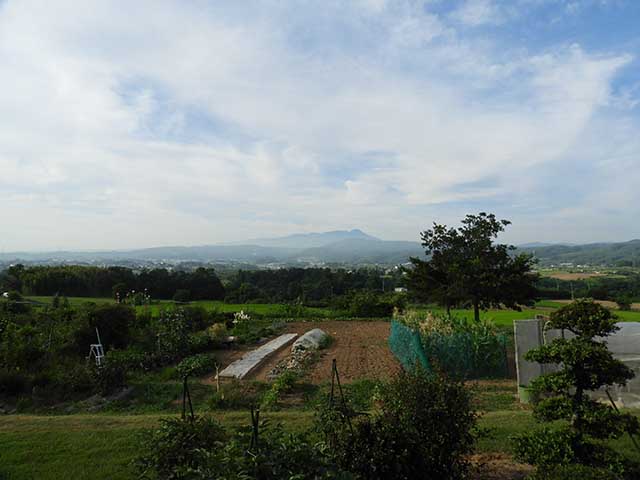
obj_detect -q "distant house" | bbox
[394,287,407,293]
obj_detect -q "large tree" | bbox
[407,212,538,321]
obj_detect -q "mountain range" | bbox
[518,239,640,267]
[0,230,424,266]
[2,231,640,267]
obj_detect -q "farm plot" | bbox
[247,321,401,383]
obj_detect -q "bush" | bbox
[73,304,136,353]
[176,354,215,378]
[615,295,633,311]
[155,310,191,359]
[207,323,227,343]
[318,369,477,479]
[54,364,95,397]
[136,416,227,480]
[136,415,351,480]
[344,291,394,317]
[209,380,268,410]
[180,306,210,332]
[172,289,191,303]
[261,371,297,410]
[91,362,126,396]
[218,423,352,480]
[187,331,213,355]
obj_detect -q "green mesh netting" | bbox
[389,320,509,379]
[421,331,508,379]
[389,320,430,371]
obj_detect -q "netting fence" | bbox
[389,319,510,379]
[388,320,430,371]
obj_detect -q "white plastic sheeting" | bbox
[292,328,329,353]
[218,333,298,379]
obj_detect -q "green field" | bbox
[25,296,640,326]
[417,304,640,326]
[25,296,334,317]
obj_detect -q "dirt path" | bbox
[247,321,401,384]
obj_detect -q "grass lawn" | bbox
[3,407,640,480]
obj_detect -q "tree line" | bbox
[225,267,403,304]
[0,265,405,304]
[536,274,640,303]
[0,265,225,301]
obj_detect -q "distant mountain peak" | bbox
[246,229,379,249]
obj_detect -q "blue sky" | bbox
[0,0,639,250]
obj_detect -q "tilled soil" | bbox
[247,321,402,383]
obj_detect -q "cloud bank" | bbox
[0,0,638,250]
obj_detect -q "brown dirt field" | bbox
[553,299,640,310]
[247,321,401,384]
[547,272,605,280]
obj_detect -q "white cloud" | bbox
[450,0,507,26]
[0,0,637,249]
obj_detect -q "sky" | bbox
[1,0,639,251]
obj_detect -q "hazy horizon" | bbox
[1,1,640,251]
[2,228,640,255]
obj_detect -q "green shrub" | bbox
[136,416,227,480]
[209,380,267,410]
[91,362,126,396]
[318,369,477,479]
[172,289,191,303]
[261,371,297,410]
[214,423,353,480]
[155,310,191,359]
[343,291,394,317]
[73,303,136,353]
[615,295,633,311]
[175,354,215,378]
[207,323,228,343]
[55,364,94,397]
[136,415,352,480]
[187,331,213,355]
[343,379,382,411]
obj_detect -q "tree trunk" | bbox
[473,298,480,323]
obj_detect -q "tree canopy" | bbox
[407,212,538,321]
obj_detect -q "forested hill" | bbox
[518,239,640,266]
[0,230,424,266]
